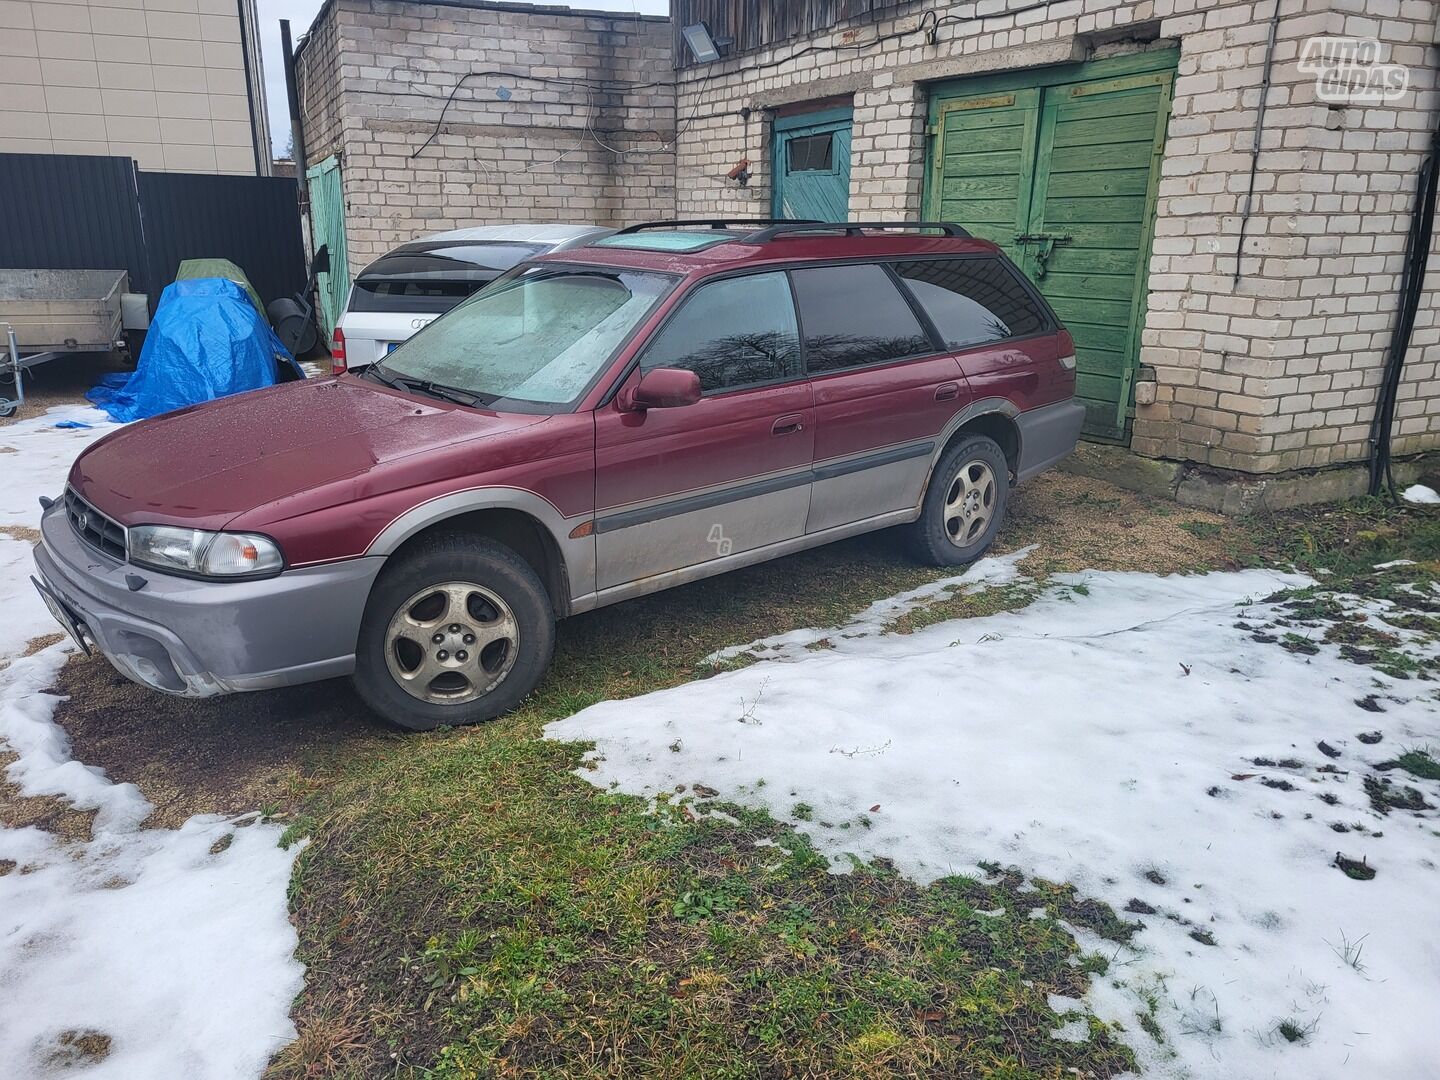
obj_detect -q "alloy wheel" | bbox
[384,581,519,705]
[943,459,996,547]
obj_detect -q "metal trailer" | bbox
[0,269,129,417]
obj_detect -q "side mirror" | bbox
[622,367,702,411]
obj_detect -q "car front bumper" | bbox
[33,499,385,698]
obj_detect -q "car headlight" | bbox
[127,526,284,578]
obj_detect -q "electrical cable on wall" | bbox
[407,0,1062,163]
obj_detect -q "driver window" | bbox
[640,271,801,393]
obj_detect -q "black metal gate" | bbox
[0,153,148,290]
[0,153,305,309]
[138,171,305,309]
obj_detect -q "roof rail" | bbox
[615,218,821,235]
[742,221,971,243]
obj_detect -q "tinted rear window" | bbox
[894,258,1048,349]
[348,242,547,314]
[789,264,932,374]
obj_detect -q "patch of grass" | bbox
[884,580,1039,636]
[1382,748,1440,781]
[1179,520,1222,540]
[282,733,1137,1078]
[1275,1017,1315,1044]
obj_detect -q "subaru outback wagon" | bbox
[33,220,1084,731]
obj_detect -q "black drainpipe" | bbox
[1366,93,1440,497]
[235,0,265,175]
[282,19,309,210]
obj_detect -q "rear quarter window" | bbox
[789,263,933,374]
[894,258,1049,349]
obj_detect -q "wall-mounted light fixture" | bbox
[682,22,732,63]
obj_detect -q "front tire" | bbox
[906,435,1009,566]
[352,534,555,731]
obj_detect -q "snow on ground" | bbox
[0,407,304,1079]
[1402,483,1440,505]
[0,405,115,530]
[549,555,1440,1080]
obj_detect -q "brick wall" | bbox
[295,0,676,274]
[673,0,1440,478]
[0,0,267,175]
[296,1,344,164]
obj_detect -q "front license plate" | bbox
[385,342,400,354]
[31,575,91,655]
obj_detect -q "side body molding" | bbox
[364,487,597,613]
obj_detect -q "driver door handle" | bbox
[772,414,804,436]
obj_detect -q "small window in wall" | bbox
[641,271,802,392]
[894,259,1048,349]
[787,133,834,172]
[790,264,933,373]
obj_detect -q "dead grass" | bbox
[38,1029,113,1070]
[264,992,369,1080]
[0,752,96,842]
[0,524,41,543]
[1004,470,1234,575]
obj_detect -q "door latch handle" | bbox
[1014,234,1073,278]
[772,414,804,436]
[934,382,960,402]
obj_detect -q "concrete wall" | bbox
[295,0,676,274]
[0,0,270,175]
[672,0,1440,479]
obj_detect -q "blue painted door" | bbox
[772,108,852,221]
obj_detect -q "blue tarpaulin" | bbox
[87,278,302,423]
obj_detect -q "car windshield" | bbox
[377,265,672,411]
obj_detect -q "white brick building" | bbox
[670,0,1440,504]
[294,0,676,272]
[0,0,272,175]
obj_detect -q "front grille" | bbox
[64,486,127,561]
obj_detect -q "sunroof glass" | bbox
[595,232,740,252]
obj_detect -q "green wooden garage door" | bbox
[925,53,1176,443]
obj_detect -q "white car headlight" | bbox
[127,526,284,578]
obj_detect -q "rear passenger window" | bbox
[894,259,1047,349]
[640,271,801,393]
[790,264,932,373]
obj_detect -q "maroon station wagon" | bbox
[33,221,1084,730]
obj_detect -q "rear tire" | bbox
[905,435,1009,566]
[352,534,555,732]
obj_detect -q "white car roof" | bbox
[423,223,614,244]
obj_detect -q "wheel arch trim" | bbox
[364,487,595,609]
[920,398,1022,503]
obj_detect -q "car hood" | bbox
[71,377,547,530]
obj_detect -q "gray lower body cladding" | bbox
[1015,400,1086,482]
[33,501,384,698]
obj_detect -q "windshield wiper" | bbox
[361,363,401,388]
[364,363,494,408]
[394,374,490,408]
